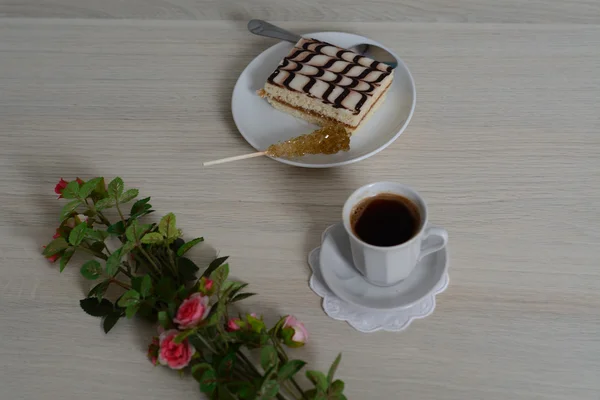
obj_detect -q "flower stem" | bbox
[139,246,161,275]
[118,266,132,279]
[115,201,126,226]
[194,333,217,354]
[272,338,308,400]
[109,278,131,290]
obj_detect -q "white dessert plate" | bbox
[318,223,448,310]
[231,32,416,168]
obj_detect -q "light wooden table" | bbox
[1,4,600,400]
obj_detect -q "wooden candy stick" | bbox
[203,151,266,166]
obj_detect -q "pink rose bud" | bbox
[52,230,61,239]
[76,177,84,185]
[281,315,309,347]
[76,214,88,224]
[147,337,160,366]
[173,293,211,329]
[54,178,68,199]
[42,246,61,263]
[46,252,60,263]
[157,329,195,370]
[204,279,213,291]
[226,318,242,332]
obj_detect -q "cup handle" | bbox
[418,226,448,262]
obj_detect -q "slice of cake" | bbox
[258,38,394,132]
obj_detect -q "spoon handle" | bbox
[247,19,302,43]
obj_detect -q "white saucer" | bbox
[317,223,448,310]
[231,32,416,168]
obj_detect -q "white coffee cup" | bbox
[342,182,448,286]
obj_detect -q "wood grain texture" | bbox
[1,18,600,400]
[2,0,600,23]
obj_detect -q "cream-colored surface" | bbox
[1,16,599,400]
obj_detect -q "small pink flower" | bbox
[226,318,242,332]
[46,252,60,263]
[52,230,61,239]
[147,337,159,366]
[204,279,213,291]
[282,315,308,346]
[157,329,195,370]
[54,178,68,199]
[173,293,210,329]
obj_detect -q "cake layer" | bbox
[264,88,388,133]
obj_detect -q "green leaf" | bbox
[218,352,236,377]
[141,232,163,244]
[88,280,110,300]
[176,237,204,256]
[125,303,139,319]
[217,386,237,400]
[80,297,113,317]
[227,282,248,299]
[79,177,103,198]
[327,353,342,384]
[173,329,195,344]
[156,277,176,301]
[80,260,102,280]
[257,380,279,400]
[178,257,199,282]
[278,360,306,382]
[210,263,230,293]
[105,248,122,276]
[108,177,124,199]
[237,383,256,400]
[61,180,80,199]
[191,363,213,382]
[117,289,140,307]
[202,256,229,278]
[95,197,115,210]
[157,311,170,329]
[119,188,139,204]
[126,221,152,242]
[260,345,278,371]
[305,389,318,400]
[68,222,88,246]
[120,241,135,255]
[231,293,256,303]
[103,310,122,333]
[90,241,105,253]
[200,369,218,394]
[43,237,68,256]
[86,229,109,242]
[60,200,80,222]
[330,380,344,395]
[158,212,178,239]
[140,275,152,297]
[306,371,328,392]
[107,221,125,235]
[130,197,151,218]
[59,247,75,272]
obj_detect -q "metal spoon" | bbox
[247,19,398,69]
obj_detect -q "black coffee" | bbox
[351,193,421,247]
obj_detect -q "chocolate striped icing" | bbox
[266,38,392,114]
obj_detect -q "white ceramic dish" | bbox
[231,32,416,168]
[318,222,448,310]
